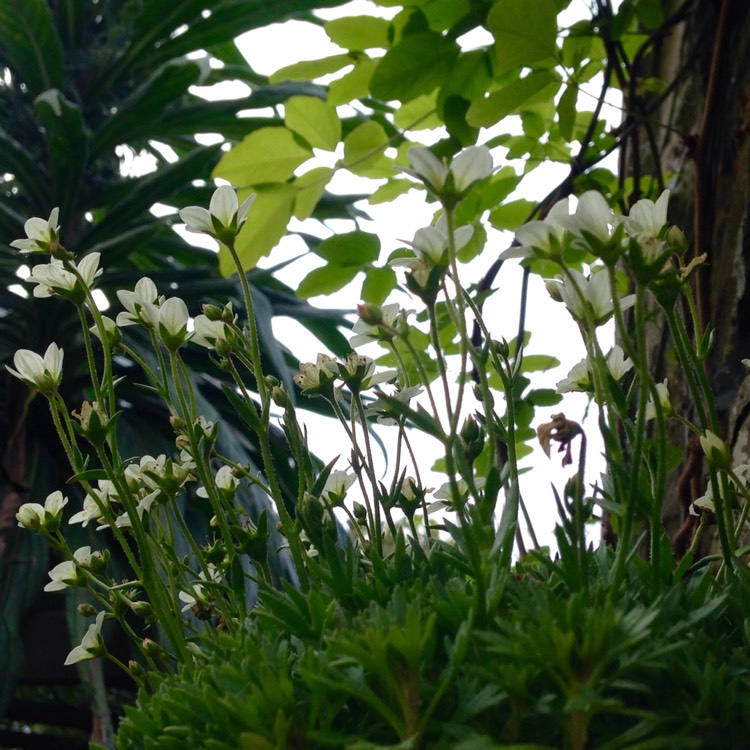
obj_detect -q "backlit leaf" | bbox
[284,96,341,151]
[317,231,380,266]
[325,16,391,50]
[213,127,312,186]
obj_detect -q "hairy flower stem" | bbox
[224,238,309,588]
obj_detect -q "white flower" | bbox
[16,490,69,531]
[644,379,671,421]
[365,385,423,425]
[321,470,356,506]
[179,185,255,239]
[405,145,493,194]
[402,215,474,267]
[116,277,160,327]
[699,430,731,469]
[623,189,670,262]
[407,148,449,191]
[6,343,63,393]
[505,199,569,261]
[331,354,397,391]
[350,303,409,348]
[44,546,92,592]
[562,191,613,244]
[11,208,60,254]
[449,146,494,192]
[192,314,229,349]
[197,465,239,499]
[552,268,634,326]
[64,611,106,665]
[28,253,102,299]
[136,296,190,349]
[605,346,634,380]
[434,477,486,503]
[623,190,670,241]
[690,484,715,516]
[294,354,338,395]
[69,494,105,527]
[179,566,222,612]
[556,358,590,393]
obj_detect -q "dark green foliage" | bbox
[115,538,750,749]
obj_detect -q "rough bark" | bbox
[638,0,750,546]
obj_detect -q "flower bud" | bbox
[77,602,98,617]
[700,430,731,470]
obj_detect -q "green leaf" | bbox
[317,231,380,266]
[370,31,460,102]
[328,57,378,105]
[489,199,536,230]
[93,59,207,153]
[325,15,391,50]
[487,0,559,76]
[213,127,312,186]
[270,53,355,83]
[370,179,415,204]
[520,354,561,373]
[394,91,442,131]
[219,185,296,274]
[457,223,487,264]
[34,91,89,217]
[297,263,360,298]
[0,0,64,95]
[557,83,578,141]
[528,388,563,407]
[361,266,397,305]
[294,167,333,220]
[343,120,391,178]
[284,96,341,151]
[467,71,560,128]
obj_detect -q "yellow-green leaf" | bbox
[270,53,355,83]
[488,199,536,231]
[284,96,341,151]
[218,184,296,274]
[317,230,380,266]
[557,82,577,141]
[213,127,311,186]
[370,179,414,204]
[293,167,333,221]
[325,15,390,51]
[343,120,392,178]
[467,71,560,128]
[297,263,360,299]
[328,56,378,105]
[370,31,460,102]
[361,266,397,305]
[393,91,441,131]
[488,0,558,76]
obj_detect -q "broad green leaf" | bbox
[0,0,64,95]
[370,179,415,204]
[394,91,441,131]
[93,59,207,153]
[457,224,488,264]
[270,54,355,83]
[361,266,397,305]
[343,121,392,178]
[467,71,560,128]
[557,83,578,141]
[328,57,378,105]
[317,230,380,266]
[370,31,460,102]
[442,95,479,146]
[213,127,312,186]
[325,15,391,50]
[34,91,89,217]
[219,185,296,274]
[294,167,333,220]
[489,199,536,230]
[488,0,559,76]
[520,354,561,373]
[297,263,360,298]
[455,166,520,225]
[421,0,472,29]
[284,96,341,151]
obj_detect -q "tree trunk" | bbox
[639,0,750,549]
